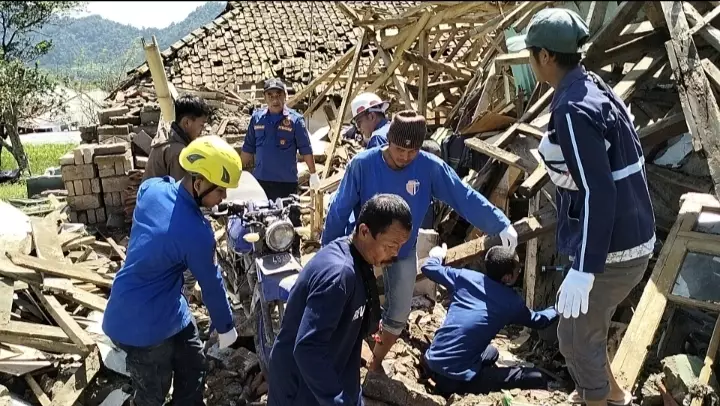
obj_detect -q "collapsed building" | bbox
[2,1,720,405]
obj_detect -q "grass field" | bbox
[0,143,76,201]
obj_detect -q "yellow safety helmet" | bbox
[179,135,242,189]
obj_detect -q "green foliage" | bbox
[0,143,76,200]
[37,1,226,86]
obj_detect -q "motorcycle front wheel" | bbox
[254,295,272,377]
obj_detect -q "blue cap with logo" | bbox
[518,8,590,54]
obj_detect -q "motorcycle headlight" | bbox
[265,220,295,252]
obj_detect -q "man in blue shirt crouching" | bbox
[421,245,558,396]
[103,136,242,406]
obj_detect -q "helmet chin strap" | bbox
[191,175,217,206]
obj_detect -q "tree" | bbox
[0,1,85,175]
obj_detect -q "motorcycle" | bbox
[214,172,303,376]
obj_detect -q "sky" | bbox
[75,1,210,29]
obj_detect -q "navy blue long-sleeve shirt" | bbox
[268,238,368,406]
[421,257,557,381]
[322,149,510,258]
[103,177,234,347]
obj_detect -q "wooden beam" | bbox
[0,277,12,325]
[683,2,720,53]
[31,285,96,351]
[303,55,354,120]
[584,2,645,65]
[322,27,367,179]
[494,50,531,70]
[613,52,667,101]
[586,1,610,35]
[6,253,112,289]
[402,50,473,79]
[374,46,415,110]
[638,112,688,147]
[0,332,83,355]
[518,165,550,198]
[368,11,433,93]
[4,320,70,342]
[465,138,536,173]
[688,4,720,36]
[702,58,720,93]
[418,32,429,116]
[593,31,667,68]
[443,207,557,267]
[287,46,356,108]
[644,2,667,28]
[661,1,720,199]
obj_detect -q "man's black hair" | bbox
[356,194,412,237]
[421,139,441,157]
[528,37,587,70]
[484,246,520,283]
[175,95,212,122]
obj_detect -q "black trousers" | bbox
[257,180,298,201]
[114,319,207,406]
[427,344,548,397]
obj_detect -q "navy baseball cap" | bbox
[518,8,590,54]
[264,78,286,92]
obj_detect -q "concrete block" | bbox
[91,178,101,194]
[87,209,96,224]
[94,142,129,156]
[94,152,131,166]
[140,110,161,125]
[78,211,87,224]
[59,153,75,166]
[69,211,78,223]
[115,160,125,176]
[68,194,102,211]
[135,156,148,169]
[81,179,91,196]
[661,354,714,403]
[98,124,131,137]
[73,180,83,195]
[109,115,141,126]
[99,134,131,144]
[73,148,84,165]
[98,163,116,178]
[61,164,96,181]
[132,130,153,155]
[65,181,75,196]
[98,107,129,125]
[104,192,122,208]
[95,208,106,224]
[101,176,126,193]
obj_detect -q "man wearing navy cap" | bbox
[241,78,319,200]
[520,8,655,406]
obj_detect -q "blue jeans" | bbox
[381,248,418,336]
[428,345,548,396]
[114,319,207,406]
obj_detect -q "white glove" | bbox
[499,225,518,252]
[429,243,447,261]
[556,269,595,318]
[218,327,238,349]
[309,173,321,191]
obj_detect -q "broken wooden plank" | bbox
[6,253,112,288]
[702,58,720,93]
[0,278,12,325]
[584,2,645,65]
[287,45,356,108]
[494,50,531,70]
[443,207,557,267]
[612,52,667,101]
[0,257,42,285]
[3,320,71,342]
[30,218,65,262]
[322,24,368,179]
[43,279,107,312]
[30,285,95,353]
[465,138,536,173]
[24,375,51,406]
[638,112,688,147]
[418,31,429,116]
[593,31,667,68]
[403,50,473,80]
[683,2,720,53]
[518,165,550,198]
[661,1,720,199]
[49,347,101,406]
[586,1,610,35]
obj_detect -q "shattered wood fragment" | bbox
[402,50,473,80]
[30,218,65,262]
[0,257,42,285]
[638,112,688,148]
[43,278,108,312]
[518,165,550,198]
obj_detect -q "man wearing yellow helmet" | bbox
[103,135,242,406]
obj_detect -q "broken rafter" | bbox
[402,50,473,79]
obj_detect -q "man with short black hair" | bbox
[521,8,656,406]
[241,78,319,200]
[420,245,557,396]
[143,95,212,182]
[323,110,519,373]
[268,194,413,406]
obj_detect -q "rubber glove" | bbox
[499,225,518,252]
[556,269,595,318]
[218,327,239,349]
[309,173,321,191]
[428,243,447,261]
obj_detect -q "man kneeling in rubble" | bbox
[420,245,558,396]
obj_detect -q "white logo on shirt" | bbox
[352,305,365,321]
[406,180,420,196]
